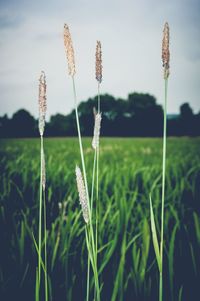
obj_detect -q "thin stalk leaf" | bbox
[149,196,161,272]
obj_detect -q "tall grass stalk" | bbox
[159,22,170,301]
[37,71,47,300]
[95,40,102,266]
[75,164,100,301]
[159,79,168,301]
[96,82,100,254]
[73,77,100,301]
[72,77,90,205]
[159,78,168,301]
[149,22,170,301]
[87,40,102,301]
[91,39,102,298]
[43,187,48,301]
[64,24,100,300]
[87,150,97,301]
[38,135,43,286]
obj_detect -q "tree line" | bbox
[0,93,199,138]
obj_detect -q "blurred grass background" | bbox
[0,137,200,301]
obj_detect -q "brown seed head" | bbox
[38,71,47,136]
[64,24,76,77]
[162,22,170,79]
[95,40,102,83]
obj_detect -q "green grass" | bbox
[0,137,200,301]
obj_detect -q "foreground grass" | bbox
[0,137,200,301]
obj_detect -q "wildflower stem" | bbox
[38,135,43,289]
[72,76,100,301]
[43,188,48,301]
[160,78,168,301]
[86,253,90,301]
[91,150,97,215]
[72,77,90,206]
[86,150,97,301]
[96,82,100,265]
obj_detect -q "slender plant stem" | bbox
[86,253,90,301]
[95,83,101,300]
[35,268,39,301]
[91,150,97,214]
[72,76,100,301]
[159,272,163,301]
[96,82,100,261]
[159,78,168,301]
[86,151,97,301]
[43,188,48,301]
[38,135,43,291]
[97,83,100,113]
[72,77,90,205]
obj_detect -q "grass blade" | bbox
[149,195,161,272]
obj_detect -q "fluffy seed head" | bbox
[93,107,97,119]
[38,71,47,136]
[42,150,46,191]
[75,166,89,223]
[64,24,76,77]
[92,112,102,150]
[95,41,102,83]
[162,22,170,79]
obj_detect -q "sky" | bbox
[0,0,200,119]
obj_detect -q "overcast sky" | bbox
[0,0,200,119]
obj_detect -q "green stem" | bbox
[35,268,39,301]
[97,82,100,113]
[159,272,163,301]
[72,76,100,301]
[38,135,43,291]
[86,152,97,301]
[159,78,168,301]
[43,188,48,301]
[86,253,90,301]
[96,82,100,272]
[72,77,90,206]
[91,150,97,215]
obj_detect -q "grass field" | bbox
[0,137,200,301]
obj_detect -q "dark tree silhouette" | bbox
[0,114,12,137]
[179,103,194,136]
[0,95,199,138]
[0,110,36,138]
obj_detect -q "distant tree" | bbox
[179,103,194,135]
[127,93,163,136]
[77,94,124,136]
[0,95,198,138]
[11,109,37,137]
[47,112,77,136]
[194,112,200,136]
[0,114,12,138]
[47,114,67,136]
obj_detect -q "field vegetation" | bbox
[0,137,200,300]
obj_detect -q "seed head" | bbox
[38,71,47,136]
[64,24,76,77]
[75,166,89,223]
[93,107,97,119]
[162,22,170,79]
[95,41,102,83]
[92,112,102,150]
[42,149,46,191]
